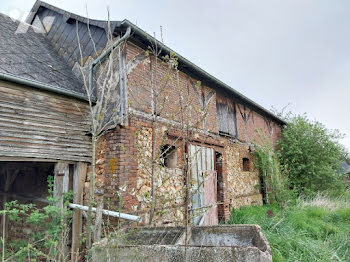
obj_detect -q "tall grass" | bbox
[228,195,350,262]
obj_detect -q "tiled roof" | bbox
[0,13,85,95]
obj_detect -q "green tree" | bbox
[278,115,347,196]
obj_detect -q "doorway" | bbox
[188,144,218,225]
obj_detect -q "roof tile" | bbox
[0,13,85,95]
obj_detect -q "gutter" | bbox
[0,72,89,102]
[88,26,131,118]
[118,20,286,126]
[89,26,131,93]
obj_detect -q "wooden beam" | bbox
[71,162,87,262]
[0,157,77,163]
[54,162,70,209]
[1,168,19,242]
[53,162,70,261]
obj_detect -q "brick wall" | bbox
[126,42,218,133]
[84,40,284,226]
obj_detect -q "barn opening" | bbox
[0,161,55,241]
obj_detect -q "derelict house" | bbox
[0,0,285,248]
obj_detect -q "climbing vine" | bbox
[254,133,292,207]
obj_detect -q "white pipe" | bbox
[68,203,142,222]
[0,191,141,222]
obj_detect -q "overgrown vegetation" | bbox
[228,194,350,262]
[0,176,73,261]
[254,113,348,206]
[253,132,292,207]
[278,114,347,196]
[248,113,350,261]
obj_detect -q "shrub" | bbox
[0,176,73,261]
[277,115,347,196]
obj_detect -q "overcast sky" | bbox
[2,0,350,150]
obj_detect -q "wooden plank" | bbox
[0,106,89,126]
[1,168,19,241]
[0,100,88,119]
[195,145,204,225]
[0,137,90,151]
[71,162,87,262]
[0,122,88,137]
[196,145,202,174]
[0,137,90,150]
[0,130,89,144]
[0,86,90,114]
[216,101,237,137]
[0,150,91,162]
[201,146,206,173]
[0,116,89,133]
[53,163,70,261]
[0,81,91,162]
[0,156,75,163]
[0,144,91,155]
[203,170,218,226]
[54,162,70,209]
[0,99,88,120]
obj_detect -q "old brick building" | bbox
[0,0,286,243]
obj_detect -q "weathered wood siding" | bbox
[216,98,237,138]
[0,81,91,162]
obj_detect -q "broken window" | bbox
[242,158,250,172]
[160,145,177,168]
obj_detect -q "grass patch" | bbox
[227,195,350,262]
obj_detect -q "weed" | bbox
[228,195,350,262]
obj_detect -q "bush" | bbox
[0,176,74,261]
[277,115,347,196]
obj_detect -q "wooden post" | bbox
[54,163,70,208]
[93,198,103,242]
[1,167,19,242]
[53,162,69,261]
[71,162,87,262]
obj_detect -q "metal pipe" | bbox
[0,191,141,222]
[88,26,131,93]
[0,72,89,102]
[69,203,142,222]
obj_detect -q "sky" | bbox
[2,0,350,150]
